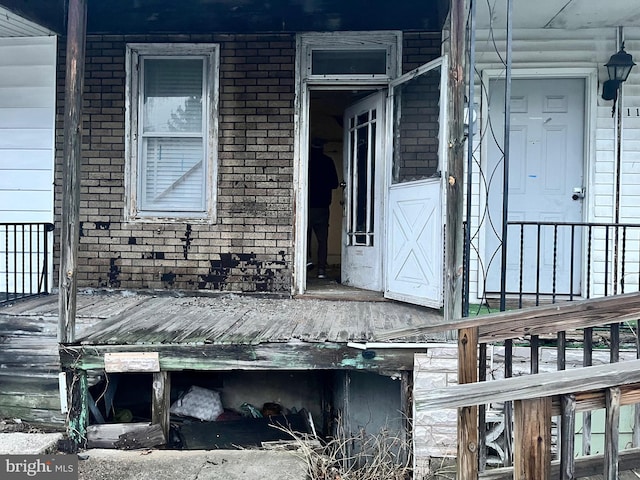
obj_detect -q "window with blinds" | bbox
[126,44,219,220]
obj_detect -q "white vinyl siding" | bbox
[126,44,219,221]
[0,36,55,224]
[616,32,640,294]
[0,35,55,293]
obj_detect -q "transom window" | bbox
[126,44,219,220]
[299,32,400,82]
[311,49,388,75]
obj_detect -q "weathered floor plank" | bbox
[65,293,443,346]
[0,294,58,315]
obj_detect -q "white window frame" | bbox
[125,43,220,222]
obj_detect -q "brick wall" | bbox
[402,32,442,73]
[54,33,296,293]
[53,31,441,293]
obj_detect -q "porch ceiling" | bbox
[4,0,635,40]
[0,5,55,37]
[1,1,637,39]
[0,0,449,35]
[476,0,640,30]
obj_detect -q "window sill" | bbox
[125,214,217,225]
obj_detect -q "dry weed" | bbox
[274,422,411,480]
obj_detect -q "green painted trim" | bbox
[60,343,424,374]
[67,370,88,447]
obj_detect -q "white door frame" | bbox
[293,32,402,295]
[476,67,598,300]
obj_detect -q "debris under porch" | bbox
[1,289,448,448]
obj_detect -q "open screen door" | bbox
[341,91,386,291]
[384,56,448,308]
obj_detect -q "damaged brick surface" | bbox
[52,32,440,294]
[53,33,296,293]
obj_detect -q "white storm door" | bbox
[341,91,386,291]
[385,56,448,308]
[485,78,585,295]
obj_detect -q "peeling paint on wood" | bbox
[2,291,444,428]
[68,293,444,345]
[61,343,422,374]
[66,369,88,447]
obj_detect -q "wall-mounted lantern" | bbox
[602,43,636,115]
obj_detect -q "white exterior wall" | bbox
[0,35,56,292]
[0,36,56,223]
[618,31,640,293]
[466,26,640,302]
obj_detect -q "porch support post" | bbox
[513,397,552,480]
[58,0,87,344]
[450,1,477,473]
[444,0,467,324]
[604,387,621,480]
[457,326,478,478]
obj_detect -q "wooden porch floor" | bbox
[78,291,445,345]
[0,290,447,426]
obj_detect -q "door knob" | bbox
[572,187,585,200]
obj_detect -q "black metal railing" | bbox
[488,221,640,307]
[1,222,54,304]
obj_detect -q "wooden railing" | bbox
[417,360,640,479]
[412,292,640,479]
